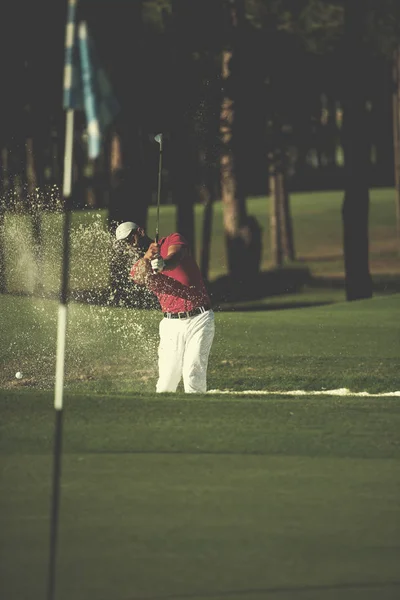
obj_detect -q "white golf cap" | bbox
[115,221,139,241]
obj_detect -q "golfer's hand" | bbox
[151,256,165,273]
[144,243,160,261]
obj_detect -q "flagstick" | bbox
[47,108,75,600]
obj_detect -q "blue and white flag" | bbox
[63,0,119,159]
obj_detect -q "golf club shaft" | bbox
[155,134,163,245]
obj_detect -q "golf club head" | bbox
[154,133,163,146]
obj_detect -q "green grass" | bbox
[1,391,400,600]
[1,192,400,599]
[1,293,399,394]
[2,188,399,295]
[1,293,399,599]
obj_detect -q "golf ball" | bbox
[15,372,23,380]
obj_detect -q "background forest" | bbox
[0,0,400,304]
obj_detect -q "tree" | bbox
[364,0,400,251]
[199,69,221,283]
[167,0,198,253]
[87,1,151,230]
[220,0,262,287]
[341,0,372,301]
[87,1,154,304]
[268,149,295,267]
[393,46,400,247]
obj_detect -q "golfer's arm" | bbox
[163,245,188,270]
[131,245,187,284]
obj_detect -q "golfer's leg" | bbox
[156,318,184,392]
[182,311,215,393]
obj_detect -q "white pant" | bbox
[156,310,215,394]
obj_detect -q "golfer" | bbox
[115,221,215,394]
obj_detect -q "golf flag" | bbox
[48,5,119,600]
[63,0,119,158]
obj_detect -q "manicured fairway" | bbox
[1,290,399,599]
[1,293,400,394]
[1,392,400,600]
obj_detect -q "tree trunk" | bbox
[172,140,196,252]
[269,167,283,268]
[0,147,7,292]
[325,95,339,170]
[0,147,9,196]
[199,50,221,283]
[200,163,218,283]
[95,1,153,303]
[269,148,295,266]
[108,129,133,305]
[0,169,5,293]
[221,47,248,278]
[200,197,213,284]
[106,124,144,228]
[341,0,372,301]
[371,60,393,188]
[0,211,5,293]
[280,172,295,262]
[393,47,400,250]
[99,0,150,231]
[169,0,196,252]
[220,0,262,284]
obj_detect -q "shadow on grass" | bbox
[209,268,400,310]
[310,274,400,293]
[130,580,400,599]
[2,269,399,312]
[297,253,344,263]
[209,267,313,306]
[215,300,333,312]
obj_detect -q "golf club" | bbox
[154,133,163,245]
